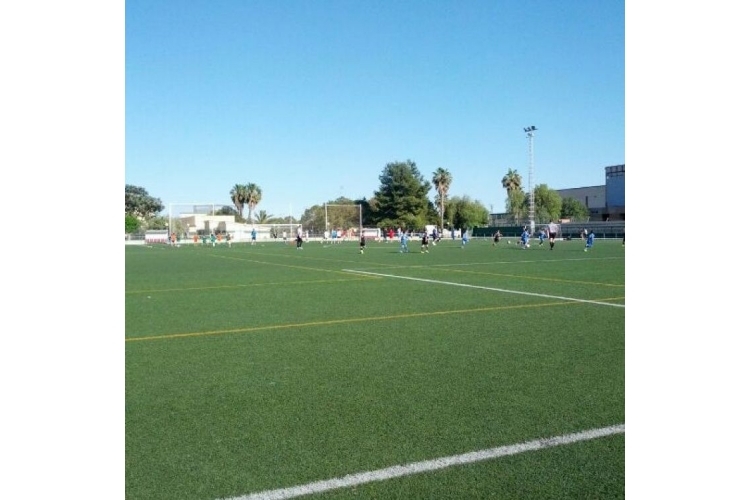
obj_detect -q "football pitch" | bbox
[125,236,625,499]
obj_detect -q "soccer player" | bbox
[210,233,217,247]
[584,230,595,252]
[461,230,468,248]
[296,225,304,250]
[251,227,257,245]
[517,226,527,246]
[547,219,560,250]
[360,234,366,254]
[520,227,530,248]
[538,229,546,246]
[226,232,232,248]
[421,231,430,253]
[493,230,502,246]
[400,232,409,253]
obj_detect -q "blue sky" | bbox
[126,0,624,219]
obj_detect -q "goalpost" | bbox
[324,203,362,242]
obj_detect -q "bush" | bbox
[125,214,140,234]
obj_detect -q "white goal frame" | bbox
[324,203,362,234]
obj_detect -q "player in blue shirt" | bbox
[520,228,530,248]
[461,230,468,248]
[584,230,595,252]
[400,232,409,253]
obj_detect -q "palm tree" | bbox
[246,183,262,223]
[432,167,452,230]
[502,169,525,224]
[230,184,248,221]
[501,168,523,195]
[255,210,273,224]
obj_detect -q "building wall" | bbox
[605,164,625,207]
[555,185,606,209]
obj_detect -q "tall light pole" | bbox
[524,126,537,235]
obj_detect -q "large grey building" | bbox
[556,164,624,221]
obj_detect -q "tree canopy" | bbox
[561,197,590,221]
[529,184,563,223]
[229,182,262,221]
[371,160,431,230]
[445,195,489,230]
[125,185,164,219]
[501,169,523,195]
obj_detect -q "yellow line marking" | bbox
[237,249,399,268]
[126,298,624,343]
[126,277,374,295]
[206,253,378,276]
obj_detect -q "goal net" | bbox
[323,203,361,241]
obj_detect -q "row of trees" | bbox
[293,160,487,232]
[126,161,592,234]
[501,168,590,223]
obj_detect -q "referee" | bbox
[547,219,560,250]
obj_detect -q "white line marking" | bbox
[402,256,624,268]
[220,424,625,500]
[341,269,625,308]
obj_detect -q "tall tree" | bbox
[501,169,524,223]
[506,189,527,224]
[229,184,248,221]
[125,185,164,219]
[246,183,262,223]
[529,184,563,223]
[432,167,452,230]
[501,169,523,196]
[371,160,431,230]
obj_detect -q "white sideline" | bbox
[341,269,625,308]
[219,424,624,500]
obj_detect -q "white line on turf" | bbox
[219,424,625,500]
[405,256,624,268]
[341,269,625,308]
